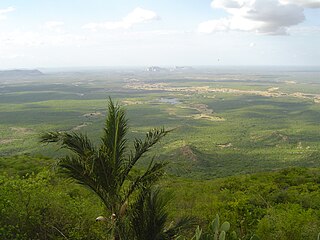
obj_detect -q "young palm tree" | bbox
[41,98,169,239]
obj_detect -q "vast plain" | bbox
[1,66,319,178]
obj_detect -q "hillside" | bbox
[0,69,44,78]
[1,154,320,239]
[165,167,320,239]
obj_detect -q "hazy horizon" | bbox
[1,65,320,72]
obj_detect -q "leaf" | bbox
[220,221,230,232]
[192,226,202,240]
[219,231,226,240]
[212,214,219,233]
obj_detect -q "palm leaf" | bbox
[57,155,111,207]
[101,98,128,169]
[129,187,167,240]
[129,187,194,240]
[163,216,197,239]
[40,131,95,157]
[120,128,169,185]
[125,159,168,201]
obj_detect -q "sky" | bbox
[0,0,319,68]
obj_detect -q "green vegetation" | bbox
[188,214,232,240]
[1,70,319,177]
[0,171,106,239]
[3,160,320,239]
[0,68,319,239]
[165,168,320,239]
[39,99,189,239]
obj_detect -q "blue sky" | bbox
[0,0,319,68]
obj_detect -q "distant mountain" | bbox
[145,66,193,72]
[145,66,167,72]
[0,69,44,78]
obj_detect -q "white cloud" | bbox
[199,0,310,35]
[42,21,65,33]
[288,26,320,35]
[0,30,90,48]
[83,7,159,31]
[44,21,64,29]
[211,0,244,8]
[198,18,230,33]
[0,6,15,20]
[280,0,320,8]
[0,54,26,59]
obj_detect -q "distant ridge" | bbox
[0,69,44,77]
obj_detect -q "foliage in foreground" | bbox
[2,165,320,239]
[40,99,193,239]
[0,171,107,239]
[167,167,320,240]
[189,214,232,240]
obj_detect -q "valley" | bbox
[1,67,319,178]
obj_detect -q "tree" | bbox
[41,98,169,239]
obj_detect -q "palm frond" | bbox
[121,128,169,185]
[130,187,175,240]
[41,131,95,157]
[130,187,195,240]
[40,131,61,143]
[93,151,117,197]
[58,155,110,208]
[101,98,128,171]
[163,216,197,239]
[125,159,168,200]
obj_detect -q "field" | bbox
[0,66,320,178]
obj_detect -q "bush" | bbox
[256,204,320,240]
[0,170,106,239]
